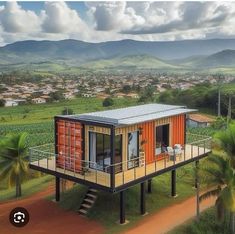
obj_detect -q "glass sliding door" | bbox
[155,124,169,155]
[115,135,122,173]
[89,132,97,169]
[89,132,111,172]
[128,131,139,169]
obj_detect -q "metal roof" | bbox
[62,104,196,126]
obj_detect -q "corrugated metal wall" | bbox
[171,114,185,146]
[138,121,155,164]
[56,119,83,172]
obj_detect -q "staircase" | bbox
[78,187,98,216]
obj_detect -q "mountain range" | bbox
[0,39,235,73]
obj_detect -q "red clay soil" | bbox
[0,183,104,234]
[123,196,216,234]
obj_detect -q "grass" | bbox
[0,97,137,125]
[0,175,53,202]
[170,207,231,234]
[58,165,199,234]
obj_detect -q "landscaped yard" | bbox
[57,164,201,234]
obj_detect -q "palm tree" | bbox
[199,154,235,233]
[0,133,29,197]
[215,124,235,168]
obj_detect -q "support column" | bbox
[194,160,199,188]
[147,179,152,193]
[120,190,125,224]
[55,177,60,202]
[140,182,146,215]
[110,126,115,189]
[195,160,200,220]
[171,170,176,197]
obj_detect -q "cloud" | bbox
[0,1,40,33]
[87,2,145,31]
[41,2,87,34]
[0,1,235,46]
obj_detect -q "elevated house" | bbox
[29,104,212,223]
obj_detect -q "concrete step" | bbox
[82,203,92,209]
[87,193,97,199]
[84,198,95,204]
[78,209,87,215]
[89,188,98,193]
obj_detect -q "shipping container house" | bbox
[29,104,212,223]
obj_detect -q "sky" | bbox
[0,1,235,46]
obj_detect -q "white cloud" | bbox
[41,2,87,34]
[0,1,40,33]
[0,1,235,46]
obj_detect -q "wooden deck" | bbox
[30,144,211,188]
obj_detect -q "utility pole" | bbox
[218,87,221,117]
[217,74,223,117]
[227,94,232,127]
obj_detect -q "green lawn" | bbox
[0,97,137,125]
[170,207,231,234]
[57,165,200,234]
[0,175,53,202]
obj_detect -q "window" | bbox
[89,132,122,172]
[128,131,139,169]
[155,124,169,155]
[115,135,122,173]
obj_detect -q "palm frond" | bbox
[199,187,221,202]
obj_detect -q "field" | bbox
[0,97,137,125]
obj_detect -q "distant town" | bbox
[0,73,234,107]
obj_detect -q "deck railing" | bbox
[29,133,212,188]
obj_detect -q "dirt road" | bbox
[123,195,215,234]
[0,183,104,234]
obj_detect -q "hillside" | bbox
[0,39,235,73]
[195,50,235,68]
[1,39,235,65]
[82,55,180,71]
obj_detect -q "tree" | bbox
[49,91,64,102]
[0,133,29,197]
[122,85,131,94]
[61,107,74,115]
[138,85,155,103]
[102,97,114,107]
[215,124,235,168]
[199,154,235,233]
[0,99,5,107]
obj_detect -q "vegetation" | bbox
[199,154,235,232]
[102,97,114,107]
[0,133,29,197]
[171,207,230,234]
[0,97,137,125]
[158,83,235,117]
[61,107,74,115]
[0,99,5,107]
[0,175,53,201]
[138,85,155,103]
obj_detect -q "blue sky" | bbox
[0,1,234,46]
